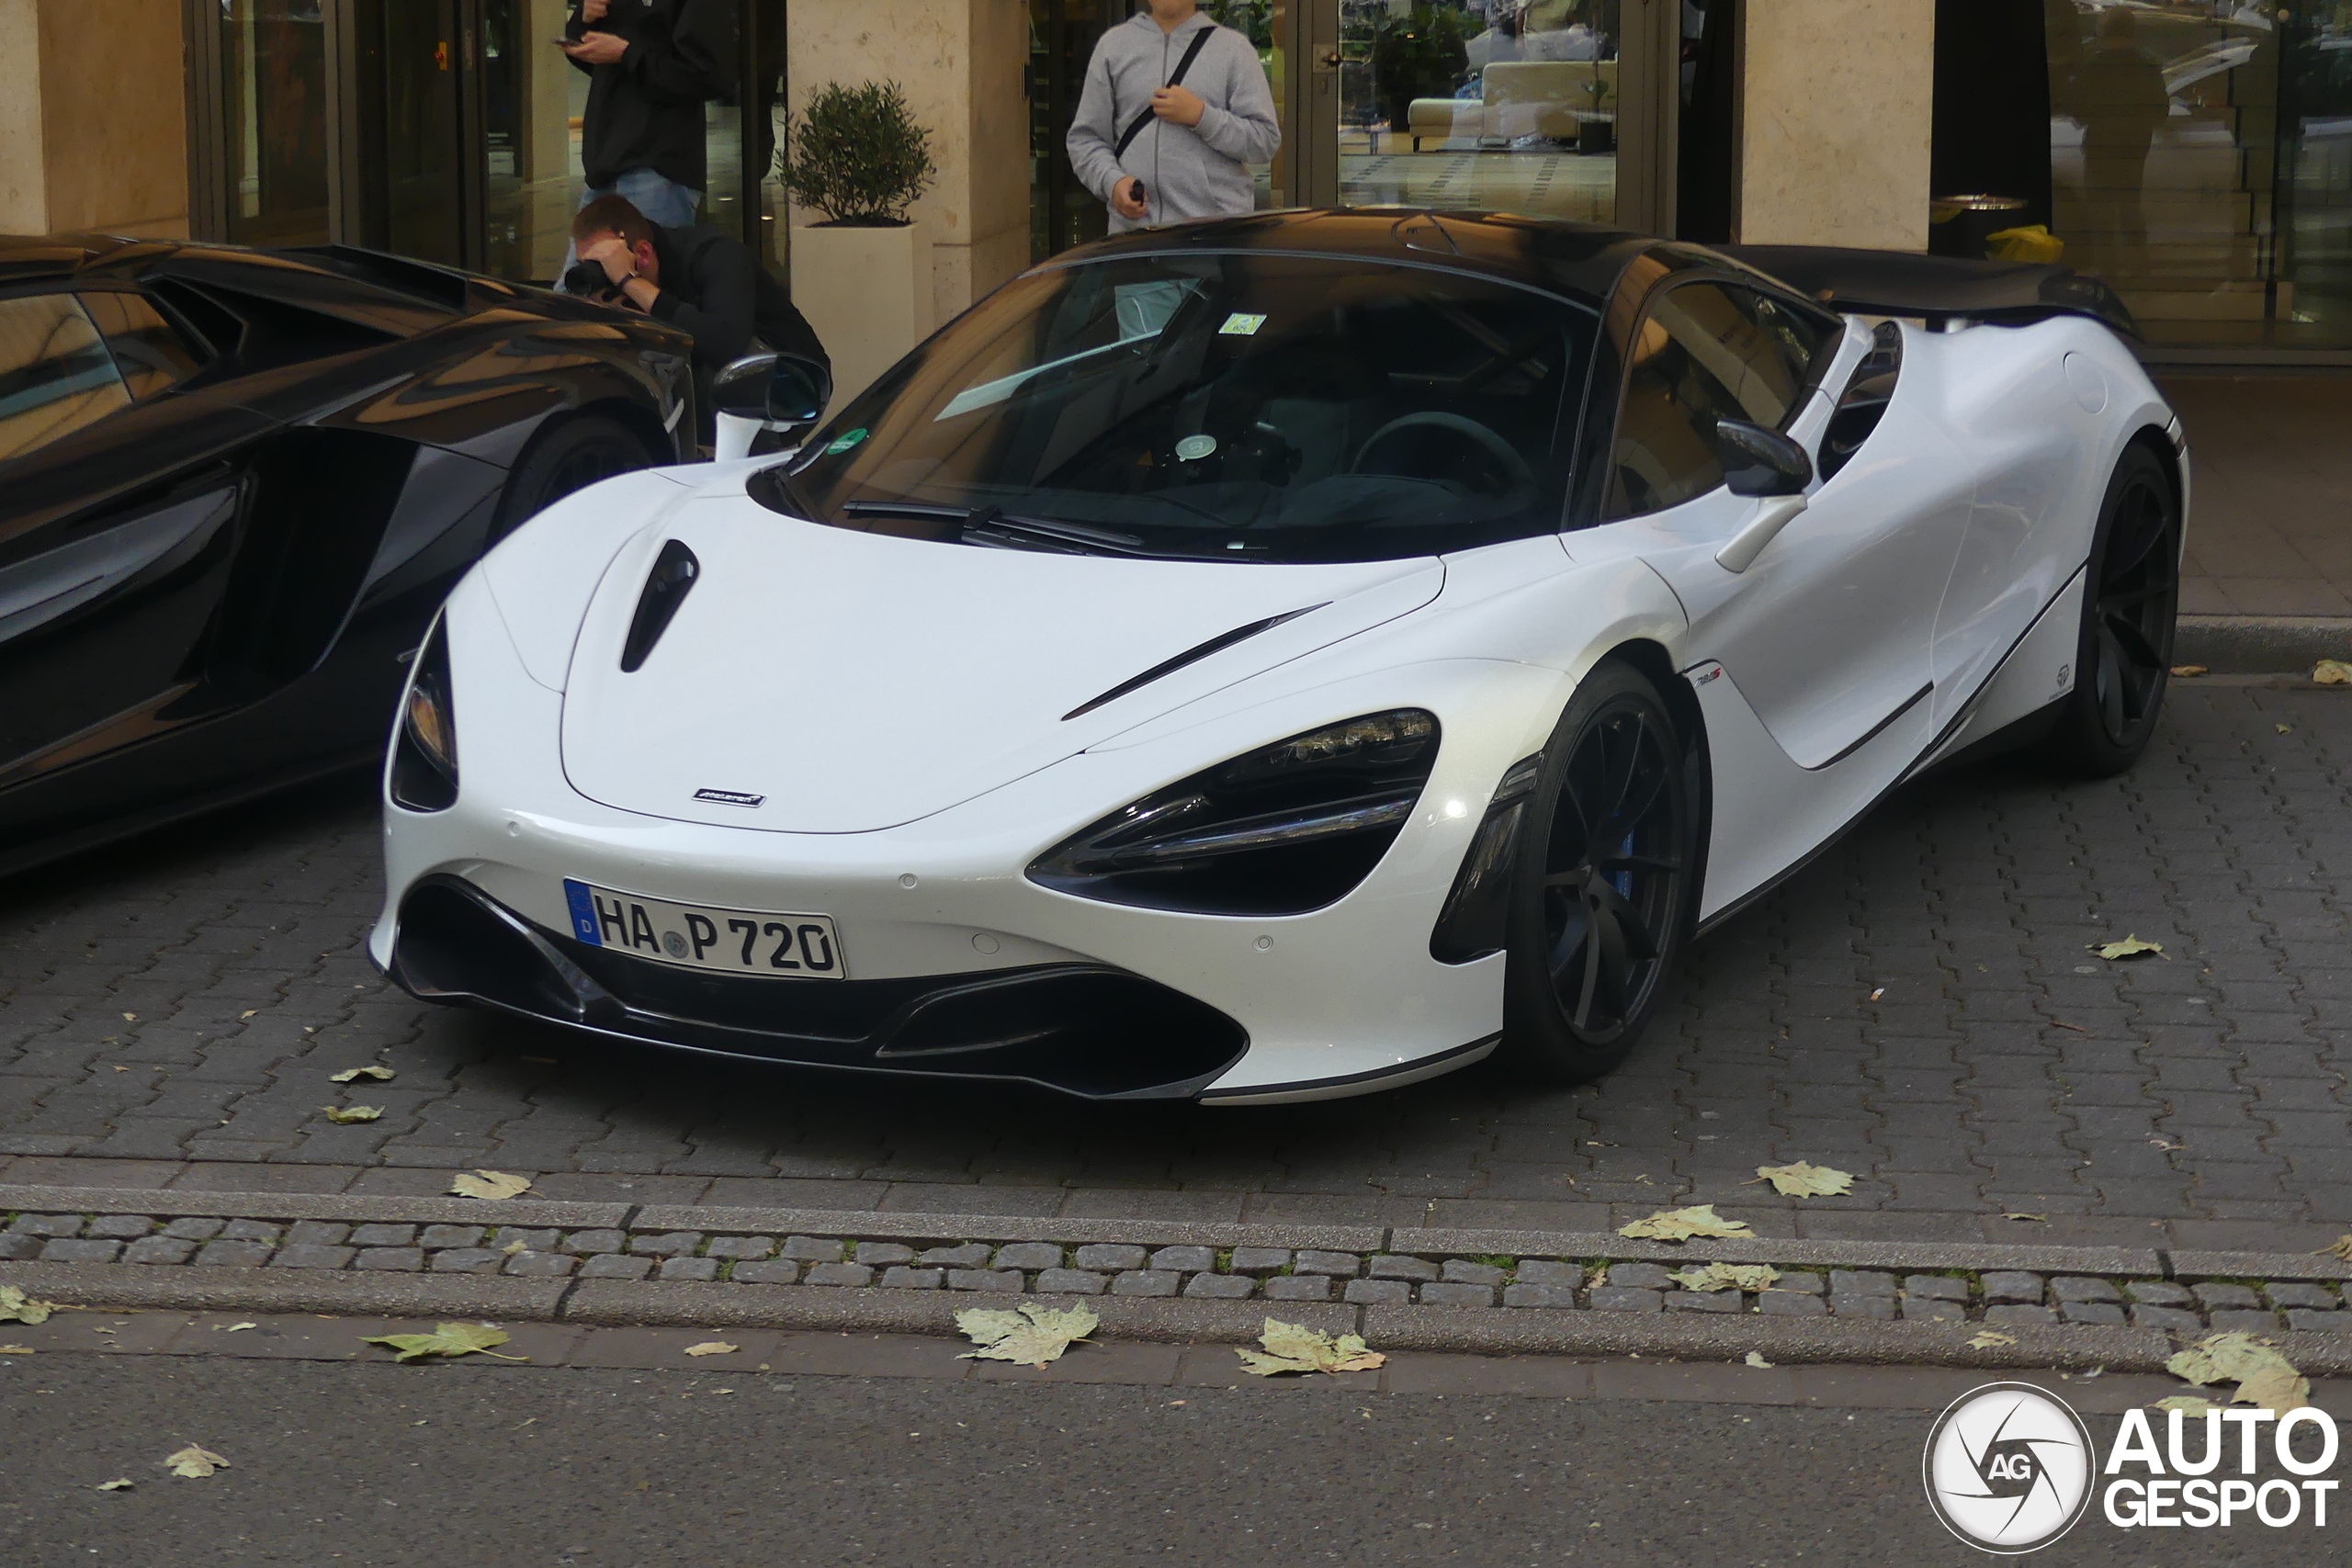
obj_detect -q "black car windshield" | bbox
[755,253,1598,563]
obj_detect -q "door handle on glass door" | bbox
[1714,495,1809,574]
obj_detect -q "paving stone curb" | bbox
[627,1205,1385,1252]
[0,1184,629,1229]
[2173,614,2352,673]
[0,1260,566,1319]
[1404,1227,2169,1278]
[560,1280,1362,1344]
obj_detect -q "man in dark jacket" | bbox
[561,0,734,228]
[572,195,828,440]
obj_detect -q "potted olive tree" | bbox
[777,80,938,405]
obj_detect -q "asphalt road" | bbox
[4,682,2350,1245]
[0,1352,2337,1568]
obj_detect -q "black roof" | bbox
[1034,209,1656,308]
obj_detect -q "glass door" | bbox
[1295,0,1669,229]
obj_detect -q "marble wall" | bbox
[0,0,188,237]
[786,0,1032,324]
[1737,0,1933,250]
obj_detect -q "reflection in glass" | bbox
[220,1,330,246]
[482,0,588,282]
[1339,0,1616,223]
[2044,0,2352,350]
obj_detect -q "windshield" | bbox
[757,253,1598,564]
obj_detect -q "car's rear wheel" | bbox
[492,414,653,542]
[2031,443,2179,777]
[1499,661,1696,1084]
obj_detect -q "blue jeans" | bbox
[559,170,704,287]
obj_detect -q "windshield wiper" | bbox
[842,500,1148,557]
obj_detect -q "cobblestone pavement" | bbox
[3,684,2349,1245]
[11,1202,2351,1334]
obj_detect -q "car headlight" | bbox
[1027,709,1439,916]
[390,617,458,812]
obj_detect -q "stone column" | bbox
[1736,0,1933,250]
[0,0,189,236]
[786,0,1032,327]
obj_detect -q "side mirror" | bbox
[710,352,832,461]
[1715,418,1813,498]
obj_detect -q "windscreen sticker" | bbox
[823,427,869,456]
[1217,312,1268,336]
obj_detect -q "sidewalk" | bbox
[2161,374,2352,669]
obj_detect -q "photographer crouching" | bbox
[564,195,829,450]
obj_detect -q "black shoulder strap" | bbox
[1114,26,1217,160]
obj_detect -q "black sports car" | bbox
[0,233,694,876]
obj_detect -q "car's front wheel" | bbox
[1499,661,1696,1084]
[492,414,654,543]
[2031,442,2180,777]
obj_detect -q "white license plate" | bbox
[561,880,844,979]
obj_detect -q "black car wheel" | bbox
[1499,661,1696,1084]
[2031,443,2179,776]
[492,414,654,542]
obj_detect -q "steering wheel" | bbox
[1349,412,1538,510]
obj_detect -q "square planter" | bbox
[789,219,931,410]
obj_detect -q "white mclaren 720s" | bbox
[371,209,2184,1105]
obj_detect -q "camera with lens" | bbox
[563,259,623,300]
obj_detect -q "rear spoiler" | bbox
[1718,245,2140,341]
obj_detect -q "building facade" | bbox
[1,0,2344,363]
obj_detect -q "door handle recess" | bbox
[1715,495,1808,574]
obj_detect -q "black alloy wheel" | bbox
[1500,661,1696,1084]
[491,414,653,542]
[2033,444,2179,776]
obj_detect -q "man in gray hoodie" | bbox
[1066,1,1281,232]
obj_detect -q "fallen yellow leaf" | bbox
[684,1341,738,1358]
[1619,1204,1751,1241]
[1670,1263,1781,1293]
[319,1104,381,1123]
[2001,1213,2049,1223]
[213,1322,257,1333]
[2166,1332,2311,1417]
[2311,1235,2352,1262]
[2154,1394,2218,1416]
[2314,659,2352,685]
[1236,1318,1385,1377]
[1743,1350,1773,1369]
[1967,1331,2018,1349]
[2090,935,2165,961]
[2169,664,2208,678]
[95,1478,133,1491]
[0,1286,56,1325]
[0,1345,33,1355]
[956,1302,1099,1369]
[2278,723,2294,735]
[329,1066,396,1083]
[360,1323,526,1363]
[1751,1161,1855,1198]
[164,1446,229,1478]
[448,1169,533,1201]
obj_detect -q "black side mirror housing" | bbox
[1715,418,1814,498]
[712,351,832,429]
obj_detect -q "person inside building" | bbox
[571,195,829,442]
[561,0,735,230]
[1066,0,1281,232]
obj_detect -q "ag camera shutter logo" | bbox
[1923,1382,2097,1552]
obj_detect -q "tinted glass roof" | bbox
[1035,209,1655,309]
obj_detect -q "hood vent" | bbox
[1061,604,1325,721]
[620,540,701,672]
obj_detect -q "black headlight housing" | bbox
[1026,710,1440,916]
[390,617,458,812]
